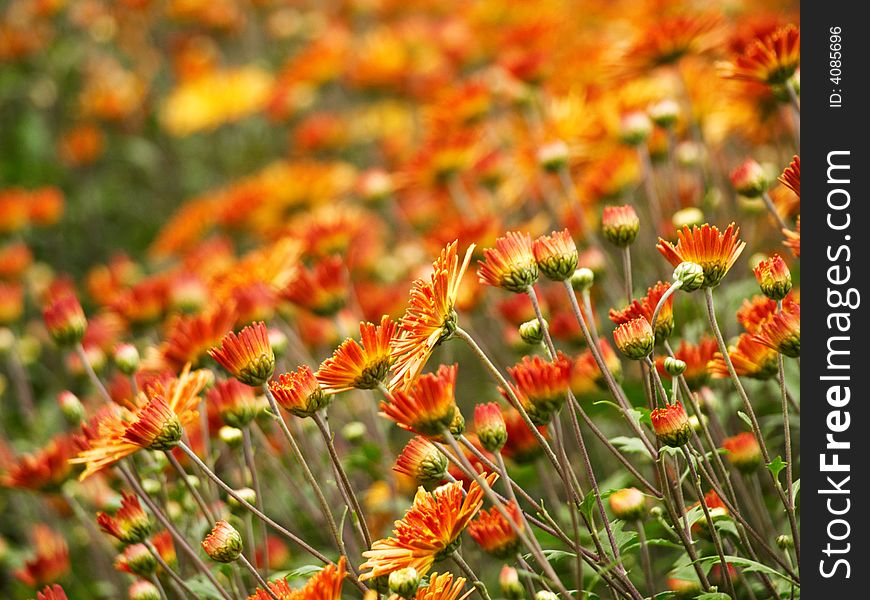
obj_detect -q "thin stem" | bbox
[761,192,789,232]
[243,426,269,575]
[144,540,197,598]
[621,247,633,304]
[637,144,664,234]
[148,574,169,600]
[165,450,216,524]
[238,554,279,600]
[635,520,655,596]
[452,553,493,600]
[581,289,600,345]
[75,342,112,403]
[777,300,800,565]
[313,410,373,549]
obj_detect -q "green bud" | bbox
[672,262,705,292]
[570,268,595,292]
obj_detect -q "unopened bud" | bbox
[388,567,420,599]
[341,421,367,444]
[58,390,85,424]
[267,328,288,358]
[777,534,794,549]
[672,262,704,292]
[500,565,524,600]
[648,99,680,128]
[202,521,243,563]
[518,319,545,345]
[609,488,646,521]
[536,591,559,600]
[141,478,161,496]
[730,159,769,198]
[619,112,653,145]
[664,357,686,377]
[129,580,161,600]
[537,141,569,172]
[113,343,139,375]
[570,268,594,292]
[672,207,705,229]
[219,426,244,448]
[119,544,157,578]
[228,487,258,512]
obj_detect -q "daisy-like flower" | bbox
[14,525,70,587]
[156,304,237,371]
[36,584,68,600]
[707,334,778,380]
[268,366,331,418]
[1,433,78,492]
[208,378,258,428]
[477,232,538,293]
[72,365,211,479]
[751,301,800,358]
[656,337,718,388]
[390,241,475,391]
[413,572,473,600]
[778,155,800,198]
[43,294,87,346]
[623,13,722,71]
[381,364,458,437]
[609,281,674,342]
[202,521,243,563]
[208,321,275,386]
[317,315,396,393]
[601,205,640,247]
[650,403,692,447]
[97,491,152,545]
[467,501,523,558]
[718,24,800,86]
[722,432,762,473]
[737,294,779,333]
[613,317,655,360]
[394,436,449,486]
[783,216,800,258]
[656,223,746,288]
[359,474,497,581]
[281,256,348,317]
[507,354,572,426]
[753,254,792,301]
[532,229,578,282]
[247,557,346,600]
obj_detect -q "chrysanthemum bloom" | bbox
[656,337,718,388]
[208,379,258,428]
[1,433,78,492]
[115,543,157,577]
[501,408,548,464]
[650,403,692,447]
[722,432,762,473]
[268,365,331,418]
[97,491,152,545]
[729,159,769,198]
[708,334,778,380]
[248,557,346,600]
[157,304,237,371]
[753,254,792,301]
[359,474,496,581]
[656,223,746,288]
[394,436,449,486]
[532,230,578,282]
[151,530,176,567]
[14,525,69,587]
[609,281,674,343]
[613,317,655,360]
[317,315,396,393]
[468,501,523,558]
[281,256,348,317]
[129,580,162,600]
[209,322,275,386]
[609,488,646,521]
[36,584,68,600]
[0,281,23,325]
[477,232,538,294]
[474,403,507,453]
[43,294,87,346]
[623,13,722,72]
[507,354,572,426]
[601,205,640,247]
[390,241,475,391]
[202,520,243,563]
[736,294,779,333]
[414,572,473,600]
[778,155,800,198]
[718,24,800,86]
[73,366,211,479]
[751,301,800,358]
[381,365,458,437]
[783,216,800,258]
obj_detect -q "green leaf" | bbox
[737,411,753,429]
[695,593,731,600]
[767,456,787,482]
[184,577,224,600]
[792,478,801,504]
[540,549,576,564]
[596,520,636,555]
[579,488,616,522]
[610,436,653,459]
[267,565,323,582]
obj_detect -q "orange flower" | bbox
[36,584,68,600]
[208,378,258,428]
[650,403,691,447]
[247,557,346,600]
[14,525,69,587]
[656,337,718,388]
[707,334,778,380]
[736,294,778,333]
[532,229,578,282]
[601,205,640,247]
[477,232,538,293]
[381,364,458,437]
[156,304,237,371]
[394,436,448,485]
[97,491,152,544]
[778,155,800,198]
[623,13,722,71]
[722,432,762,472]
[751,301,800,358]
[281,256,348,317]
[0,281,23,324]
[268,366,331,418]
[72,365,211,479]
[501,407,548,464]
[359,474,497,581]
[413,572,473,600]
[1,433,78,492]
[390,241,475,391]
[753,254,792,301]
[656,223,746,288]
[718,24,800,86]
[209,321,276,386]
[570,340,623,395]
[783,216,800,258]
[507,354,572,426]
[609,281,674,342]
[202,520,243,563]
[468,501,523,558]
[43,294,87,346]
[317,315,396,393]
[613,317,655,360]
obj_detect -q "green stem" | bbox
[242,426,269,576]
[452,552,493,600]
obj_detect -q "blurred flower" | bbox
[43,294,87,346]
[58,123,104,166]
[718,24,800,86]
[208,378,258,428]
[656,337,718,388]
[468,501,523,558]
[722,432,762,473]
[609,488,646,521]
[154,304,237,371]
[281,256,347,317]
[609,281,674,342]
[1,432,78,492]
[778,155,800,198]
[783,216,800,258]
[507,354,572,426]
[317,315,396,393]
[97,491,152,544]
[708,334,778,380]
[751,300,800,358]
[14,525,69,587]
[36,584,68,600]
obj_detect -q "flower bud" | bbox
[722,432,762,473]
[129,580,161,600]
[518,319,545,345]
[201,521,243,563]
[663,357,686,377]
[219,426,244,448]
[650,403,692,447]
[500,565,524,600]
[688,414,707,433]
[730,159,769,198]
[613,318,654,360]
[141,478,161,496]
[228,488,258,512]
[672,262,705,292]
[601,205,640,247]
[570,268,594,292]
[753,254,791,301]
[648,99,680,128]
[619,111,653,145]
[536,141,569,172]
[341,421,367,444]
[117,544,157,577]
[43,295,87,346]
[358,168,395,204]
[672,207,705,229]
[113,343,140,375]
[388,567,420,599]
[267,328,288,358]
[57,390,85,424]
[676,141,705,168]
[474,403,508,453]
[394,437,448,485]
[777,534,794,549]
[609,488,646,521]
[532,230,578,281]
[0,328,14,355]
[536,592,559,600]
